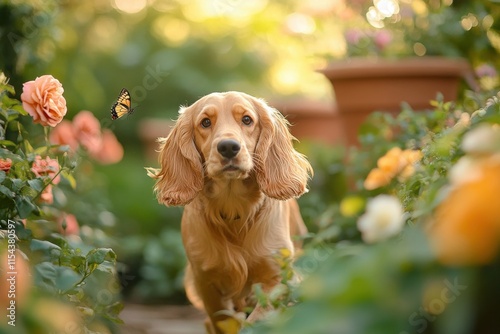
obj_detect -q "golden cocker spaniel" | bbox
[150,91,313,333]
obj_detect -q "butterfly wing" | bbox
[111,88,134,120]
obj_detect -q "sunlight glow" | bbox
[286,13,316,35]
[366,6,385,28]
[197,0,268,19]
[152,16,190,46]
[269,61,301,94]
[368,0,400,28]
[114,0,147,14]
[374,0,399,18]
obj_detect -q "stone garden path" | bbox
[121,303,206,334]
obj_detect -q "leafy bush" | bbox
[240,89,500,334]
[0,73,123,333]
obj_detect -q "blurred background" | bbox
[1,0,500,320]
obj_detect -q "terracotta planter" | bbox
[138,118,174,161]
[270,99,344,146]
[319,57,473,146]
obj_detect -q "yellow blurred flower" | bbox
[430,156,500,266]
[364,147,423,190]
[33,298,83,333]
[339,196,365,217]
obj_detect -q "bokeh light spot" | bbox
[114,0,147,14]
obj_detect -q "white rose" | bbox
[461,124,500,154]
[357,195,405,243]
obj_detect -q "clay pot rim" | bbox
[318,57,472,79]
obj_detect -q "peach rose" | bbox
[21,75,67,127]
[0,158,12,172]
[58,214,80,236]
[73,110,102,156]
[95,129,124,165]
[40,184,54,204]
[0,248,32,321]
[32,155,60,184]
[49,120,79,151]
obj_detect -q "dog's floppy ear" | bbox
[252,97,313,200]
[152,107,203,206]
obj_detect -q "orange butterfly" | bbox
[111,88,135,120]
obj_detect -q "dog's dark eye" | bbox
[201,118,211,128]
[242,116,253,125]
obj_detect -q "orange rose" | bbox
[377,147,403,175]
[0,158,12,172]
[94,129,124,165]
[73,110,102,156]
[430,158,500,265]
[50,120,79,151]
[31,155,60,184]
[21,75,67,127]
[364,168,392,190]
[364,148,422,190]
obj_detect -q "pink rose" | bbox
[0,158,12,173]
[345,29,364,45]
[374,29,392,50]
[40,184,53,204]
[475,64,497,78]
[58,214,79,236]
[32,155,60,184]
[94,129,124,165]
[72,110,102,156]
[21,75,67,127]
[50,120,79,151]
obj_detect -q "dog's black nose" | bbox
[217,139,240,159]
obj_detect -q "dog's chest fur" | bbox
[181,177,290,295]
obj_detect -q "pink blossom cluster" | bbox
[50,111,124,165]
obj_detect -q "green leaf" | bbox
[11,104,27,116]
[0,171,5,183]
[27,178,44,192]
[95,260,116,275]
[10,178,24,192]
[30,239,62,252]
[54,266,83,292]
[20,185,38,197]
[0,184,14,198]
[86,248,117,265]
[70,254,87,271]
[34,146,50,155]
[15,195,38,218]
[0,140,16,147]
[33,262,57,291]
[61,170,77,189]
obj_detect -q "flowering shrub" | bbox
[337,0,498,64]
[0,73,123,332]
[243,89,500,333]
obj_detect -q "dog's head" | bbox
[152,91,313,206]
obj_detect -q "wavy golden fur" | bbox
[151,91,313,333]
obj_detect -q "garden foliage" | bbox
[243,90,500,334]
[0,74,123,333]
